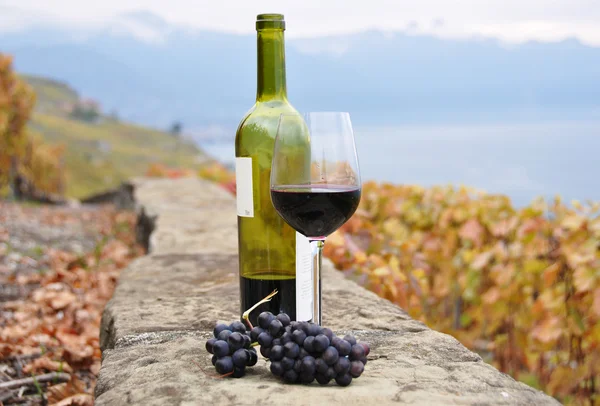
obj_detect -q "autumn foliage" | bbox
[324,182,600,404]
[0,205,143,404]
[0,53,65,197]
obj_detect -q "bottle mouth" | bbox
[256,13,285,30]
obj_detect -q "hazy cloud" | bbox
[0,0,599,45]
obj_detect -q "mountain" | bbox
[3,12,600,140]
[22,75,205,198]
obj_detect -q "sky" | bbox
[1,0,600,46]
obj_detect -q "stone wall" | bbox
[95,178,560,406]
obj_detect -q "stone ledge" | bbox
[95,178,560,406]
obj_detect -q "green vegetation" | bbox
[22,75,205,198]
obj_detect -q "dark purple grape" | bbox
[350,344,366,361]
[281,332,293,345]
[331,336,342,347]
[326,367,337,380]
[232,366,245,378]
[272,338,282,347]
[243,334,251,349]
[303,336,315,352]
[218,330,232,342]
[323,346,339,365]
[301,356,316,376]
[215,356,234,374]
[284,341,300,359]
[250,327,264,342]
[299,371,315,384]
[246,349,258,366]
[282,356,295,370]
[336,339,352,357]
[360,342,370,356]
[315,358,328,374]
[298,348,309,360]
[228,332,244,352]
[293,359,303,373]
[290,321,299,331]
[213,323,230,338]
[258,332,273,348]
[213,340,229,357]
[269,319,284,337]
[343,335,357,346]
[315,373,330,385]
[292,329,307,345]
[298,321,309,333]
[270,361,285,376]
[307,323,320,337]
[258,312,276,329]
[283,369,298,383]
[260,345,271,359]
[284,325,293,335]
[230,321,247,334]
[270,345,284,361]
[350,360,364,378]
[334,357,351,375]
[258,312,275,330]
[335,373,353,387]
[313,334,330,352]
[276,313,291,327]
[205,338,217,354]
[360,355,368,365]
[232,348,248,367]
[321,328,334,341]
[211,354,217,366]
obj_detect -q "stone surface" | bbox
[96,177,560,406]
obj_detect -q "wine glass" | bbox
[270,112,362,325]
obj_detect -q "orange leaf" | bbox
[482,287,500,304]
[593,288,600,318]
[459,219,485,246]
[531,316,562,344]
[22,357,73,374]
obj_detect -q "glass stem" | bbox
[309,239,324,325]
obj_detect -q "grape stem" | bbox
[242,289,279,330]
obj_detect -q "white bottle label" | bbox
[235,157,254,217]
[296,232,313,321]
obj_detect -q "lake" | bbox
[200,120,600,207]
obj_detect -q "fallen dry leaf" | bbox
[23,356,73,374]
[51,393,94,406]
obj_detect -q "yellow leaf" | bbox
[373,267,391,277]
[523,259,547,275]
[573,267,596,293]
[562,214,585,231]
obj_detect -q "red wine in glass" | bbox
[270,112,362,325]
[270,184,361,239]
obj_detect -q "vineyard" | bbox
[0,55,64,199]
[196,167,600,405]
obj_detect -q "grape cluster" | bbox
[205,320,258,378]
[251,311,369,386]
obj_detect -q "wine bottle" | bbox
[235,14,312,326]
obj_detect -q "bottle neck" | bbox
[256,29,287,102]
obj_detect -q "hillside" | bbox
[21,75,207,198]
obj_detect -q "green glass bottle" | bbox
[235,14,312,326]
